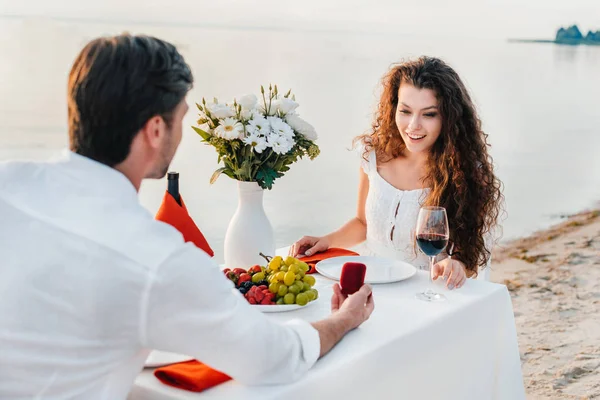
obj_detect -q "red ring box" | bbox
[340,262,367,295]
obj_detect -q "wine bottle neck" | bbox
[167,173,181,205]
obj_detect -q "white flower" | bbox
[285,114,318,141]
[240,109,253,120]
[243,133,268,154]
[238,94,258,111]
[268,134,294,155]
[272,97,299,115]
[247,117,270,136]
[250,108,265,120]
[206,103,236,119]
[214,117,244,140]
[267,116,294,139]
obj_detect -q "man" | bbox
[0,34,374,399]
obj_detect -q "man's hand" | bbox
[331,283,374,330]
[312,283,374,358]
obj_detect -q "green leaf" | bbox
[256,167,280,190]
[210,167,228,184]
[241,160,253,179]
[192,126,211,141]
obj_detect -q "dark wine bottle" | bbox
[167,172,181,206]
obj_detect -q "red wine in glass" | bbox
[416,233,449,257]
[415,206,449,302]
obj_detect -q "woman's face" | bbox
[395,82,442,155]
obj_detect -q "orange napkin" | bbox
[154,360,231,392]
[155,191,214,257]
[299,248,359,274]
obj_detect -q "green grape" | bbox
[288,283,300,294]
[295,293,309,306]
[302,282,311,292]
[277,284,288,297]
[283,271,296,286]
[309,289,319,300]
[305,290,316,301]
[284,256,296,266]
[284,293,296,304]
[269,256,283,271]
[297,262,310,273]
[288,264,298,274]
[281,265,289,272]
[298,270,305,279]
[276,271,285,281]
[269,282,281,294]
[276,297,285,305]
[303,275,316,287]
[295,274,301,281]
[251,272,265,283]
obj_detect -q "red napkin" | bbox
[299,248,359,274]
[154,361,231,392]
[155,191,214,257]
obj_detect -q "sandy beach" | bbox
[491,209,600,399]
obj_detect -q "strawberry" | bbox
[237,273,251,286]
[258,285,268,291]
[248,265,262,275]
[260,297,271,305]
[226,271,239,284]
[248,297,257,305]
[254,290,265,302]
[223,268,231,274]
[233,268,246,275]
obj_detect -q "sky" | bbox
[1,0,599,39]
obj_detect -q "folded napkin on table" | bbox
[154,360,231,392]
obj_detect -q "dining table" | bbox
[129,249,525,400]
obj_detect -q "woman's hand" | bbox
[289,236,331,257]
[431,257,467,290]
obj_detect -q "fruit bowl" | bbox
[223,254,319,309]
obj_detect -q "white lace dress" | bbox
[358,148,431,270]
[357,146,492,280]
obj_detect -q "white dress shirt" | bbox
[0,151,320,400]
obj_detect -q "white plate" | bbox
[145,351,193,368]
[252,296,319,313]
[315,256,416,284]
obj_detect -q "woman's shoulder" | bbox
[353,138,376,174]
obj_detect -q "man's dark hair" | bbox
[68,34,193,166]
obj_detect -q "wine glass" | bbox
[415,206,449,302]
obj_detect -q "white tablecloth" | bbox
[129,269,525,400]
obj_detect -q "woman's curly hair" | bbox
[356,56,503,274]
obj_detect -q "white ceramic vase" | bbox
[223,181,275,268]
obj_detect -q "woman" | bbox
[290,56,503,290]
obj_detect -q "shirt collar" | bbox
[53,149,139,204]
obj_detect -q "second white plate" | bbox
[315,256,416,284]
